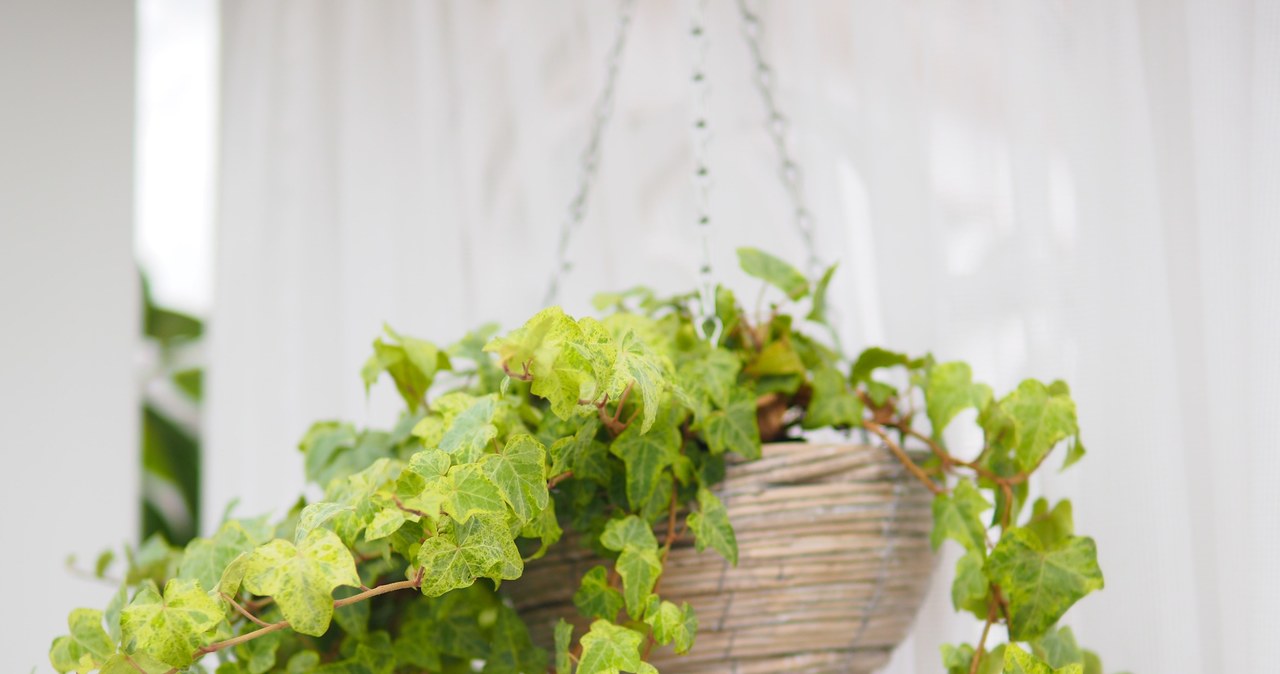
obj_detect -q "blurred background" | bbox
[2,0,1277,671]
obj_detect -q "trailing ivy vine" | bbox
[50,249,1121,674]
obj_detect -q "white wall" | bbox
[0,1,138,670]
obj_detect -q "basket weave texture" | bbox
[508,442,936,674]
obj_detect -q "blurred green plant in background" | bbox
[139,274,203,546]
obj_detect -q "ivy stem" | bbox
[862,420,944,495]
[161,571,426,674]
[970,601,997,674]
[220,592,270,628]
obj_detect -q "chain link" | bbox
[735,0,822,277]
[688,0,722,343]
[543,0,637,306]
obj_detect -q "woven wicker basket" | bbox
[508,441,936,674]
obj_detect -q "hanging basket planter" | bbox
[511,441,935,674]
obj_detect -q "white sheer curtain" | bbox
[208,1,1279,672]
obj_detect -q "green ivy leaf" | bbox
[702,389,761,459]
[643,598,697,654]
[806,263,838,324]
[120,578,223,668]
[550,418,610,484]
[554,619,574,674]
[984,379,1079,472]
[804,365,863,429]
[850,347,910,383]
[687,487,737,565]
[482,605,548,674]
[577,619,644,674]
[1004,643,1084,674]
[1032,625,1085,669]
[295,501,356,543]
[952,550,991,619]
[364,507,407,541]
[931,481,991,554]
[609,420,680,511]
[417,513,523,597]
[68,608,115,661]
[235,627,281,674]
[941,643,1005,674]
[737,247,809,300]
[438,395,499,464]
[745,339,806,377]
[481,434,549,523]
[574,566,624,621]
[600,516,662,617]
[925,362,993,436]
[178,520,263,592]
[1025,498,1075,548]
[984,528,1104,641]
[49,635,93,674]
[601,515,659,552]
[678,348,741,411]
[365,327,450,411]
[242,529,360,637]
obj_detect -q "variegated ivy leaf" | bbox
[241,529,360,637]
[643,597,697,654]
[484,306,577,379]
[295,501,356,543]
[611,330,668,433]
[1004,643,1084,674]
[574,565,624,621]
[687,487,737,566]
[120,578,224,668]
[737,247,809,300]
[984,528,1104,641]
[481,434,549,523]
[178,520,266,592]
[417,513,523,597]
[576,619,644,674]
[930,480,991,555]
[442,463,507,523]
[924,361,993,436]
[364,507,407,541]
[437,395,499,464]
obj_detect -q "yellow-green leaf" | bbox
[120,578,223,668]
[737,247,809,300]
[241,529,360,637]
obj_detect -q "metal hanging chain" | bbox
[544,0,637,306]
[689,0,722,343]
[735,0,823,278]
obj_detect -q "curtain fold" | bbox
[209,1,1279,671]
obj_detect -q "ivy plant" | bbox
[51,249,1122,674]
